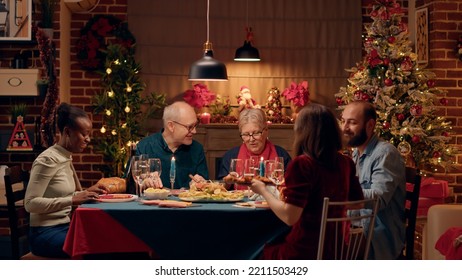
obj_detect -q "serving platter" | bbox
[178,196,244,203]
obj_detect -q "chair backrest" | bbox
[317,197,379,260]
[403,166,421,260]
[3,165,30,260]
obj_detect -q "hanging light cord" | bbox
[206,0,210,43]
[245,0,253,42]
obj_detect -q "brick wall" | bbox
[67,0,128,187]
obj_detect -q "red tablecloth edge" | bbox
[63,207,153,259]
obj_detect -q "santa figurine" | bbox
[237,86,260,112]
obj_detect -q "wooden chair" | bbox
[3,165,60,260]
[317,197,379,260]
[3,165,30,259]
[403,166,421,260]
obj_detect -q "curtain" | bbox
[128,0,362,110]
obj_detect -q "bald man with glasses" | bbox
[132,101,208,189]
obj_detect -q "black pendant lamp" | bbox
[234,27,261,61]
[234,0,260,62]
[188,0,228,81]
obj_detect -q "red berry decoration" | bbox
[412,135,420,143]
[336,97,343,105]
[441,132,449,137]
[384,78,393,86]
[427,80,435,87]
[383,122,390,130]
[354,90,362,100]
[433,151,441,158]
[387,36,396,44]
[397,113,405,121]
[361,93,370,101]
[440,98,448,106]
[383,58,390,65]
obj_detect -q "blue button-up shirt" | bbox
[352,134,406,259]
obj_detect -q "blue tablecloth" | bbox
[81,199,288,260]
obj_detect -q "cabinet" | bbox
[194,123,294,180]
[0,69,39,96]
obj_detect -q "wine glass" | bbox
[230,158,244,178]
[266,160,285,187]
[244,158,257,178]
[131,158,142,197]
[131,158,148,198]
[148,158,162,178]
[249,156,260,176]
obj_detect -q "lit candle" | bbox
[259,156,265,177]
[170,156,176,178]
[200,112,211,124]
[170,156,176,189]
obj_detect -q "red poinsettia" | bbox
[282,80,310,107]
[183,83,216,109]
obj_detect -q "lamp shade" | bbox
[189,45,228,81]
[234,41,261,61]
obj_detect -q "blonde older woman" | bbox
[217,108,291,182]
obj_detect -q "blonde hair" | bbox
[238,108,267,132]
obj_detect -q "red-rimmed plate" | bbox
[97,194,137,203]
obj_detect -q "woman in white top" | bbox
[25,103,107,258]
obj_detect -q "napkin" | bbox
[158,200,193,208]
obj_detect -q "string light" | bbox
[105,109,111,116]
[100,126,106,133]
[114,59,120,65]
[124,105,130,113]
[111,129,117,135]
[106,68,112,74]
[107,90,114,97]
[126,85,132,92]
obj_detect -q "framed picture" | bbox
[415,7,428,66]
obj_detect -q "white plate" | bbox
[97,194,137,203]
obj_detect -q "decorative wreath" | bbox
[76,15,136,71]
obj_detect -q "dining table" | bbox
[63,196,288,260]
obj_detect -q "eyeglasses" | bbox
[171,120,199,133]
[240,130,265,141]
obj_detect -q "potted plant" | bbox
[142,92,168,134]
[10,103,28,124]
[38,0,57,37]
[36,78,49,97]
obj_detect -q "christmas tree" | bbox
[335,0,456,171]
[93,44,145,177]
[265,87,283,123]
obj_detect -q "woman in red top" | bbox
[250,103,364,259]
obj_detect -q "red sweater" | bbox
[263,153,364,259]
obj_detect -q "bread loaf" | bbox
[97,177,126,193]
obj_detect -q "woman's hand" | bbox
[249,179,266,195]
[87,183,108,194]
[72,190,100,205]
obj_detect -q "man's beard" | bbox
[347,127,368,147]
